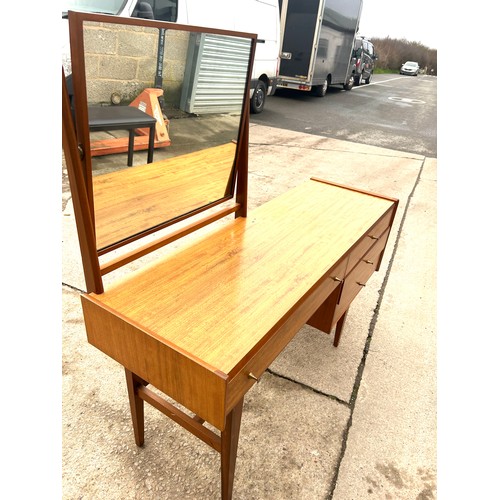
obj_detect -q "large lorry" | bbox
[277,0,363,96]
[62,0,280,113]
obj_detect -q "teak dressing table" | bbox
[63,12,398,499]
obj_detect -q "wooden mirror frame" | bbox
[63,11,255,293]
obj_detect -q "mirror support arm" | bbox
[235,105,250,218]
[62,69,103,294]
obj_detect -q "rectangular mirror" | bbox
[68,12,254,254]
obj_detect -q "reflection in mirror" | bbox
[79,19,251,252]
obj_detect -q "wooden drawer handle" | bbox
[368,235,378,240]
[248,373,260,382]
[363,259,374,265]
[331,276,343,282]
[356,282,366,287]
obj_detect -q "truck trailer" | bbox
[278,0,363,96]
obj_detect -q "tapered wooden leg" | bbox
[125,368,145,446]
[220,399,244,500]
[333,309,349,347]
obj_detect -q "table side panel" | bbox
[81,294,229,431]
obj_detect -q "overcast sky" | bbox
[357,0,439,49]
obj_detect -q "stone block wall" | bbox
[83,21,189,107]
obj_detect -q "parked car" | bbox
[400,61,419,76]
[352,36,377,85]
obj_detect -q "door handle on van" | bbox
[280,52,292,59]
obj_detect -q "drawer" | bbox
[226,259,347,411]
[338,226,391,312]
[306,256,348,333]
[345,208,393,275]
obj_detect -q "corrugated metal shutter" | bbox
[180,33,251,114]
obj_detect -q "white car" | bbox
[400,61,419,76]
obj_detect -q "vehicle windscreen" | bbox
[62,0,129,16]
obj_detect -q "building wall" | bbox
[83,21,189,107]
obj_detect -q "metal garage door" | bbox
[180,32,251,114]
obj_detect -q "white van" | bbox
[62,0,280,113]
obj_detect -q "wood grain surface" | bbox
[89,179,394,373]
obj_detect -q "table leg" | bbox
[221,398,244,500]
[147,123,155,163]
[127,130,134,166]
[333,308,349,347]
[125,368,145,446]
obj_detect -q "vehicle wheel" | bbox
[250,80,266,113]
[343,75,354,91]
[354,75,361,86]
[313,79,328,97]
[365,74,371,84]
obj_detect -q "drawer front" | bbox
[226,260,346,411]
[345,208,393,275]
[337,226,391,313]
[306,255,348,333]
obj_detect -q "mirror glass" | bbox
[75,17,252,252]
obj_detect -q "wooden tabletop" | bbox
[90,179,394,375]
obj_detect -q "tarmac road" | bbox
[251,73,437,157]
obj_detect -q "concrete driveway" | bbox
[62,123,436,499]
